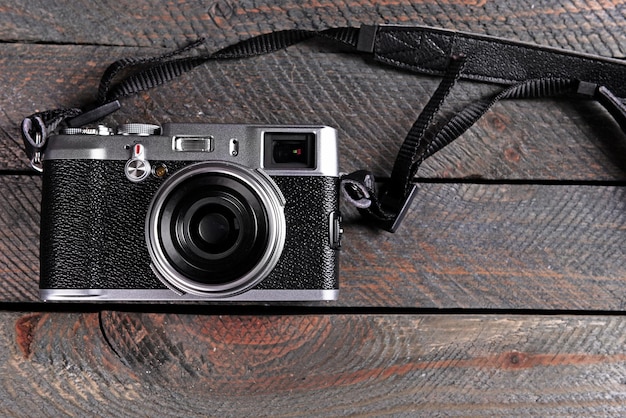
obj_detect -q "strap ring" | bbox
[30,131,44,173]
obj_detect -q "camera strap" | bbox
[22,24,626,232]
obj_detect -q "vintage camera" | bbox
[40,123,342,301]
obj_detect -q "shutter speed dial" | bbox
[117,123,160,136]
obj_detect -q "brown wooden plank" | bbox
[3,41,626,178]
[2,311,625,416]
[2,175,624,309]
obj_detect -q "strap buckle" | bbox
[357,25,378,53]
[341,170,418,233]
[378,183,419,233]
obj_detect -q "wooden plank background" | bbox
[1,0,625,415]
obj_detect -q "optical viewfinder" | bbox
[264,132,315,169]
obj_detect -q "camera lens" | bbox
[146,162,286,297]
[196,212,232,247]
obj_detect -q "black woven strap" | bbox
[358,25,626,97]
[98,28,360,103]
[342,75,626,231]
[21,27,361,171]
[21,24,626,231]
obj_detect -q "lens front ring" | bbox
[146,161,286,297]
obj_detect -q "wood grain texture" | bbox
[2,311,625,416]
[0,175,40,302]
[2,0,626,177]
[3,0,626,56]
[2,1,626,414]
[3,42,626,178]
[342,182,626,310]
[1,175,624,309]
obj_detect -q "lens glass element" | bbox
[146,162,286,296]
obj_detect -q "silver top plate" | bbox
[45,124,339,177]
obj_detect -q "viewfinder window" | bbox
[264,132,316,169]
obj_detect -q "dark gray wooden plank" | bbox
[341,182,626,310]
[3,2,626,177]
[3,41,626,179]
[0,175,40,302]
[2,175,624,309]
[1,1,625,415]
[0,43,164,170]
[1,312,624,416]
[3,0,626,57]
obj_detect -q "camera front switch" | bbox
[125,143,151,182]
[329,211,343,250]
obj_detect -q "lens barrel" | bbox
[146,162,286,296]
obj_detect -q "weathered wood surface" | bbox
[2,312,626,416]
[1,0,626,415]
[1,175,625,309]
[2,2,626,179]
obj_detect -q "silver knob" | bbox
[125,159,150,182]
[125,143,151,182]
[117,123,160,136]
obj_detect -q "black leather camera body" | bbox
[40,123,342,301]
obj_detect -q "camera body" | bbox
[40,123,342,301]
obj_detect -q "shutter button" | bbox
[125,143,151,182]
